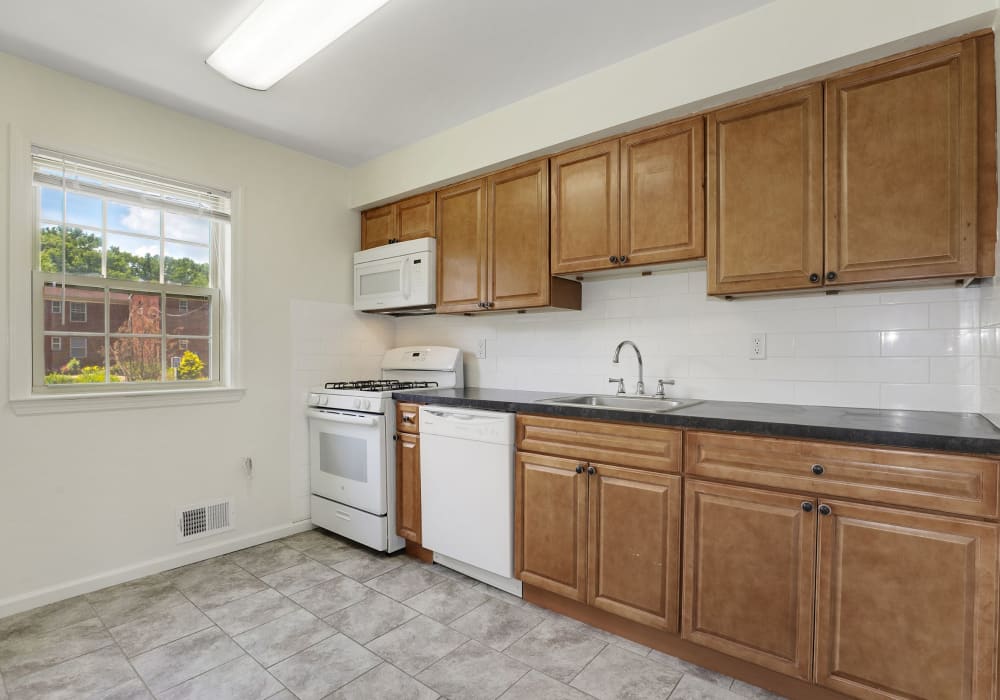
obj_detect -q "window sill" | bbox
[8,387,246,416]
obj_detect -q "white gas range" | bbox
[306,346,463,552]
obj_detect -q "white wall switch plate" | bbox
[476,338,487,359]
[750,332,766,360]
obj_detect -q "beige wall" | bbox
[350,0,998,208]
[0,52,369,614]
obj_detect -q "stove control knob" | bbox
[308,393,319,405]
[362,399,371,411]
[353,399,362,409]
[319,395,329,406]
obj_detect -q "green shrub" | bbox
[177,350,205,380]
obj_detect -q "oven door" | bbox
[307,408,387,515]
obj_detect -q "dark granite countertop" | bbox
[391,387,1000,455]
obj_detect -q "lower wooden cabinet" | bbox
[515,451,682,631]
[395,432,421,543]
[588,464,681,630]
[515,452,588,601]
[815,500,999,700]
[682,480,817,679]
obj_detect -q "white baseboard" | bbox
[0,520,315,619]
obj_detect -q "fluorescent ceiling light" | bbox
[207,0,391,90]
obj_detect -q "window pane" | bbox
[107,233,160,282]
[164,241,210,286]
[43,335,107,385]
[107,202,159,235]
[165,212,211,245]
[109,337,161,382]
[109,290,161,335]
[43,285,105,332]
[166,295,211,335]
[66,192,102,228]
[39,226,103,276]
[167,338,209,381]
[39,186,63,221]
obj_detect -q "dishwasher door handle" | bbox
[424,410,500,422]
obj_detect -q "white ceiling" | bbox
[0,0,771,166]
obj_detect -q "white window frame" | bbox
[50,300,62,315]
[7,129,244,414]
[50,337,62,351]
[178,299,189,313]
[69,302,87,323]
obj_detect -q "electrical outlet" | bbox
[476,338,487,359]
[750,333,767,360]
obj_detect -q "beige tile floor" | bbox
[0,529,788,699]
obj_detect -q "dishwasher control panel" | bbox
[418,405,515,445]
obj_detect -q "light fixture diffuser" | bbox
[207,0,391,90]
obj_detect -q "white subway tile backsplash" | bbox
[389,271,995,413]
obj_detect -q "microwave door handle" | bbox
[401,256,412,300]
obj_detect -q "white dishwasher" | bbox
[419,405,520,595]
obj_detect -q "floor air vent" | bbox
[177,499,233,543]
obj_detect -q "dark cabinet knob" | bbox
[575,464,585,474]
[811,464,824,475]
[609,256,618,264]
[801,502,813,512]
[809,273,820,283]
[619,255,629,264]
[392,434,398,441]
[826,271,838,281]
[587,466,596,475]
[818,504,832,516]
[487,301,495,308]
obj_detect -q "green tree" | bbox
[177,350,205,380]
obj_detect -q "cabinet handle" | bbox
[811,464,824,475]
[619,255,628,264]
[487,301,495,308]
[392,434,398,441]
[818,504,832,516]
[801,501,813,512]
[609,256,618,264]
[826,271,838,281]
[575,464,585,474]
[809,273,820,283]
[587,466,596,475]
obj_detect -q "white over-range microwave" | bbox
[353,237,436,314]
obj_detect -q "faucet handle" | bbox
[608,377,625,395]
[655,379,675,398]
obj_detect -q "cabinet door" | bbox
[395,433,421,543]
[550,140,620,274]
[825,40,978,286]
[396,193,436,243]
[436,178,488,313]
[682,480,817,680]
[488,159,550,310]
[361,204,395,249]
[515,451,588,601]
[621,117,705,266]
[587,464,681,631]
[815,500,998,700]
[707,85,824,295]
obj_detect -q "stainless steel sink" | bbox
[537,394,700,413]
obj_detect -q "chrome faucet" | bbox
[612,340,645,395]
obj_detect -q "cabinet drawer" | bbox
[517,414,682,473]
[396,403,420,434]
[686,431,1000,519]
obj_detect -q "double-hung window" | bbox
[33,148,230,389]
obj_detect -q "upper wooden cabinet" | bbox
[552,122,706,274]
[551,140,620,274]
[360,193,436,250]
[707,85,825,295]
[815,500,998,700]
[436,178,488,313]
[437,162,581,314]
[620,117,706,266]
[488,160,552,310]
[825,39,979,285]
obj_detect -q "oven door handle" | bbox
[307,409,378,426]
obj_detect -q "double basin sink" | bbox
[537,394,700,414]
